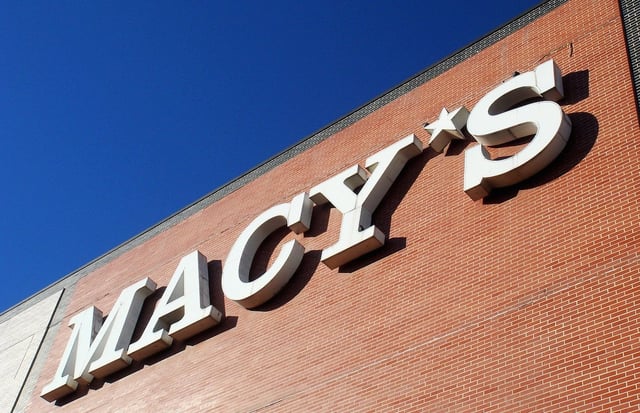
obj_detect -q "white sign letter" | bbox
[128,251,222,360]
[309,134,423,269]
[222,192,313,309]
[41,278,155,402]
[464,59,572,200]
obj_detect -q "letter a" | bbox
[127,251,222,361]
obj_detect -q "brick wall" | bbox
[26,0,640,411]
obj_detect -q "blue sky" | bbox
[0,0,542,312]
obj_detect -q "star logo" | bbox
[424,107,470,152]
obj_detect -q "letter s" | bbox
[464,60,572,200]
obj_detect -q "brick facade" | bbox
[11,0,640,411]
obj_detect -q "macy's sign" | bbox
[42,60,572,402]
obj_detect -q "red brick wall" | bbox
[29,0,640,411]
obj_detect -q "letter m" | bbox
[41,278,155,402]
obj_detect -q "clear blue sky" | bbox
[0,0,542,312]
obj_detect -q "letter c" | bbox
[221,193,312,309]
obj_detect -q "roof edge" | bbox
[0,0,568,321]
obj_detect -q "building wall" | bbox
[8,0,640,411]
